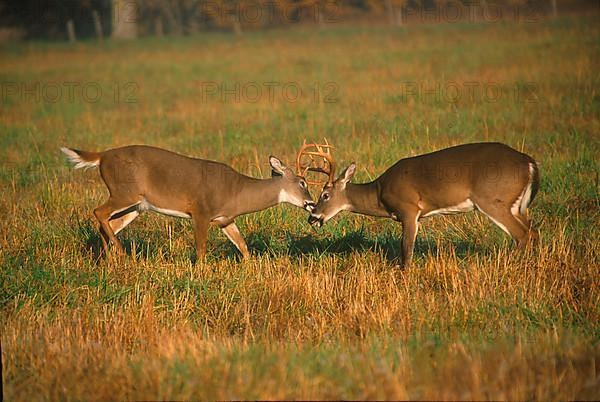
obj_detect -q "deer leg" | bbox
[109,210,140,235]
[400,211,420,268]
[474,201,529,247]
[98,224,110,251]
[192,215,210,261]
[513,211,531,230]
[513,211,539,246]
[221,222,250,259]
[94,199,138,254]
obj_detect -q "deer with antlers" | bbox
[295,139,336,185]
[304,142,540,267]
[62,144,316,260]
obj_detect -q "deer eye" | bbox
[300,180,307,188]
[322,193,330,201]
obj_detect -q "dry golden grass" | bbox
[3,239,598,399]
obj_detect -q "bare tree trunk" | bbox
[161,0,183,35]
[186,17,200,35]
[385,0,395,25]
[112,0,138,39]
[155,16,164,36]
[224,0,243,35]
[316,6,324,29]
[396,6,403,26]
[182,0,202,34]
[232,19,242,36]
[172,0,184,33]
[92,10,104,41]
[384,1,403,27]
[551,0,557,17]
[66,19,76,42]
[479,0,488,23]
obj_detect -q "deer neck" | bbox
[232,176,282,216]
[345,182,388,217]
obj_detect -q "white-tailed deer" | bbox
[61,145,316,259]
[307,142,540,267]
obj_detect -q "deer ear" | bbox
[269,156,287,176]
[337,163,356,187]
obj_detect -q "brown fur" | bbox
[63,145,314,259]
[310,142,540,267]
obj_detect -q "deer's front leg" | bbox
[192,214,210,261]
[400,211,420,268]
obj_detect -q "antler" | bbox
[296,138,336,186]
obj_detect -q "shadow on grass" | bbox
[80,222,484,265]
[82,233,154,264]
[286,231,401,260]
[282,230,481,263]
[81,225,194,263]
[82,228,107,265]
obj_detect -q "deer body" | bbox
[62,145,314,259]
[309,142,540,267]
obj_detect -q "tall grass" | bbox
[1,15,599,400]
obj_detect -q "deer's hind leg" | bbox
[512,209,539,246]
[473,199,529,247]
[109,206,140,235]
[221,222,250,259]
[94,198,140,254]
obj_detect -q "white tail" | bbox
[60,147,100,170]
[519,163,537,216]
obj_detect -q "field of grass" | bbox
[1,14,599,400]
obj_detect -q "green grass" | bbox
[1,15,599,400]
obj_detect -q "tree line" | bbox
[0,0,590,40]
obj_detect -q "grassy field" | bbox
[1,14,599,400]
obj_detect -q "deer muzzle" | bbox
[304,201,316,212]
[308,214,324,227]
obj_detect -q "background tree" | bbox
[112,0,138,39]
[365,0,408,26]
